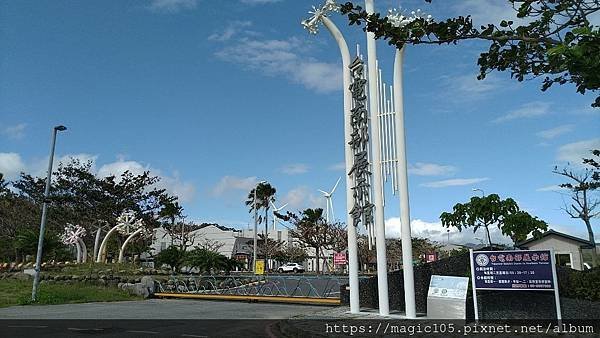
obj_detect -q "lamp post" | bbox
[253,180,266,273]
[31,125,67,301]
[472,188,485,197]
[472,188,491,247]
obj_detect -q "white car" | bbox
[278,263,305,273]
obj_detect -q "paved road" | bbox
[0,299,326,319]
[0,299,332,337]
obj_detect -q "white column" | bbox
[93,227,102,262]
[322,16,360,314]
[78,238,87,263]
[75,241,82,263]
[96,225,120,263]
[118,228,143,263]
[365,0,389,316]
[393,46,416,318]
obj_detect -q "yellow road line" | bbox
[154,293,340,305]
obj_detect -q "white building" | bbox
[151,224,338,272]
[518,229,594,270]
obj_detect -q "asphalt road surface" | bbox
[0,299,330,337]
[0,299,326,319]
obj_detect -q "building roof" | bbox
[517,229,593,248]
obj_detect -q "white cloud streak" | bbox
[213,36,341,93]
[280,163,309,175]
[409,162,457,176]
[556,138,600,165]
[536,124,574,139]
[1,123,27,140]
[210,175,258,197]
[147,0,198,12]
[493,101,551,123]
[208,21,252,42]
[421,177,489,188]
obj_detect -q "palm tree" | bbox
[245,182,276,270]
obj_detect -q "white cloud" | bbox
[556,138,600,165]
[536,185,567,192]
[421,177,489,188]
[385,218,512,244]
[280,163,309,175]
[493,101,551,123]
[240,0,282,4]
[158,171,196,203]
[147,0,198,12]
[210,175,258,197]
[214,37,341,93]
[282,186,323,211]
[208,21,252,42]
[98,158,196,202]
[453,0,524,27]
[97,159,148,178]
[1,123,27,140]
[328,162,346,171]
[0,153,26,180]
[409,162,457,176]
[536,124,574,139]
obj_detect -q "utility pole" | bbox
[32,125,67,301]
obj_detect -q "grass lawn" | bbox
[0,279,142,308]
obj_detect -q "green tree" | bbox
[340,0,600,107]
[553,149,599,265]
[440,193,546,246]
[186,248,228,274]
[155,246,187,272]
[273,246,309,264]
[502,211,548,243]
[281,208,345,273]
[14,228,69,262]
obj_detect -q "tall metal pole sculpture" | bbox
[302,0,360,313]
[393,45,416,318]
[365,0,390,316]
[387,7,432,319]
[60,224,87,263]
[32,125,67,302]
[97,210,136,263]
[117,216,146,263]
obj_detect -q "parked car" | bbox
[278,262,305,273]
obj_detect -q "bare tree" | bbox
[554,149,599,265]
[196,237,224,254]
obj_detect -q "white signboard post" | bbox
[427,275,469,319]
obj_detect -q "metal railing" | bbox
[156,274,346,299]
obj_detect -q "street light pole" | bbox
[472,188,491,247]
[253,180,266,273]
[31,125,67,301]
[472,188,485,197]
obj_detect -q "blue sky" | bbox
[1,0,598,245]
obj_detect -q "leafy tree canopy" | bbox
[440,193,547,245]
[340,0,600,107]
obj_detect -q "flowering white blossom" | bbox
[301,0,339,35]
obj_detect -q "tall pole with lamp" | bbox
[253,180,266,273]
[472,188,492,246]
[31,125,67,301]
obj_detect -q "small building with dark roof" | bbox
[517,229,593,270]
